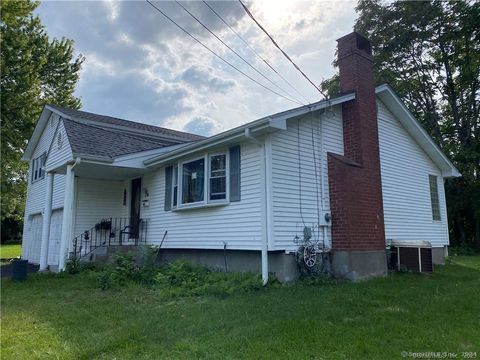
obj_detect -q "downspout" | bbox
[319,112,327,248]
[244,128,269,286]
[72,157,81,169]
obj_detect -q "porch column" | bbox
[39,172,54,271]
[58,164,76,271]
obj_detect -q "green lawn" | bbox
[0,244,21,259]
[1,256,479,359]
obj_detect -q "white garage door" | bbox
[29,214,43,264]
[48,209,63,266]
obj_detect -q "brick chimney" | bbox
[327,32,387,280]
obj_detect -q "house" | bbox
[21,32,460,282]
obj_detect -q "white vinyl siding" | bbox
[73,178,126,237]
[22,113,66,262]
[270,108,344,251]
[45,120,73,170]
[141,141,263,250]
[378,100,449,247]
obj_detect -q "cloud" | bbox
[35,0,357,134]
[178,65,236,93]
[183,116,223,136]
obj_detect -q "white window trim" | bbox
[31,152,46,184]
[178,155,207,207]
[208,152,229,203]
[172,151,230,211]
[429,174,442,222]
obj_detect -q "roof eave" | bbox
[143,92,356,167]
[22,106,54,161]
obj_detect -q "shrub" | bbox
[92,251,266,298]
[153,260,263,298]
[65,256,96,274]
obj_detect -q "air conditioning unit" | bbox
[389,240,433,273]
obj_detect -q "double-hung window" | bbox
[31,152,46,183]
[173,165,178,207]
[209,154,227,201]
[181,158,205,204]
[429,175,441,221]
[165,146,240,210]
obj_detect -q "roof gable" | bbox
[62,119,179,159]
[375,84,460,177]
[47,105,204,142]
[45,118,73,169]
[23,105,204,161]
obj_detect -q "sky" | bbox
[35,0,357,136]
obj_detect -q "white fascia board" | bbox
[144,92,356,167]
[22,107,54,161]
[375,84,460,178]
[113,143,189,168]
[71,154,113,164]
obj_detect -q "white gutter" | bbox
[144,92,356,167]
[244,128,269,286]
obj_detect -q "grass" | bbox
[0,244,21,259]
[1,256,479,359]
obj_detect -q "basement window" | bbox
[429,175,441,221]
[31,152,46,183]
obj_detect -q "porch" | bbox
[39,157,151,271]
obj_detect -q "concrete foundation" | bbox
[158,249,300,283]
[331,250,387,281]
[431,247,446,265]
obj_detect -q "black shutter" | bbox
[229,145,241,202]
[164,166,173,211]
[31,159,36,182]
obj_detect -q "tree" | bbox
[0,0,84,242]
[321,0,480,247]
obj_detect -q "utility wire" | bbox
[201,0,311,105]
[238,0,328,99]
[145,0,302,106]
[175,0,304,106]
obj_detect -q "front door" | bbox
[130,178,142,239]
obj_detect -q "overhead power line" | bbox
[145,0,304,106]
[175,0,305,105]
[238,0,328,99]
[201,0,311,105]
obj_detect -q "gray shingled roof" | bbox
[49,105,205,159]
[49,105,204,142]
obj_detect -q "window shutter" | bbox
[229,145,241,202]
[164,166,173,211]
[31,159,35,182]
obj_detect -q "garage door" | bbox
[48,209,63,266]
[29,214,43,264]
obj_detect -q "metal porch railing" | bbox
[71,217,148,260]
